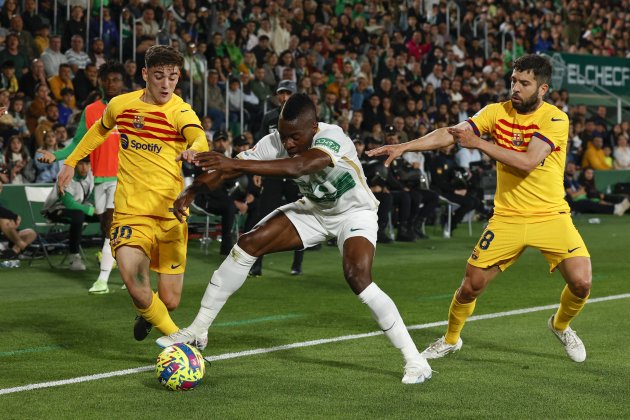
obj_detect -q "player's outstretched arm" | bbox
[366,122,461,167]
[448,127,551,173]
[194,148,332,178]
[171,170,231,222]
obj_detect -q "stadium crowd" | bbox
[1,0,630,262]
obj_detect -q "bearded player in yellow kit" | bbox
[368,54,591,363]
[57,45,209,341]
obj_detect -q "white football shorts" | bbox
[94,180,117,214]
[257,198,378,254]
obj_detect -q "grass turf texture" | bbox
[0,215,628,419]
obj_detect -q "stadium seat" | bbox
[24,185,86,268]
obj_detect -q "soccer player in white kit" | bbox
[157,93,432,384]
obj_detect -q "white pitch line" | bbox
[1,293,629,396]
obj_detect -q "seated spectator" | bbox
[48,63,75,105]
[0,61,19,94]
[65,35,91,74]
[42,157,97,270]
[53,123,70,148]
[0,199,36,260]
[5,94,29,137]
[57,88,77,126]
[2,135,35,184]
[73,63,99,108]
[582,137,612,170]
[35,131,63,183]
[26,83,52,136]
[33,24,50,56]
[34,103,59,149]
[40,35,68,78]
[613,134,630,169]
[565,163,630,216]
[0,34,29,82]
[19,58,49,100]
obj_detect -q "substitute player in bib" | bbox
[157,93,432,384]
[39,60,126,294]
[368,54,591,363]
[57,45,209,341]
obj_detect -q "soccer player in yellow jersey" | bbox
[57,45,209,341]
[368,54,591,363]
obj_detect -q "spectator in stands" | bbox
[26,83,52,141]
[40,35,69,78]
[565,162,630,216]
[0,62,18,94]
[10,14,37,61]
[42,157,97,270]
[88,38,107,70]
[73,63,99,108]
[34,103,59,149]
[33,24,50,57]
[0,34,29,82]
[139,6,160,38]
[6,94,28,138]
[62,6,86,51]
[20,58,48,100]
[2,135,35,184]
[582,137,612,170]
[0,0,19,29]
[53,123,70,148]
[48,63,75,104]
[89,8,119,58]
[65,35,91,74]
[0,189,36,260]
[35,130,62,183]
[57,88,77,126]
[614,134,630,169]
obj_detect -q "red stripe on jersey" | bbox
[146,111,168,119]
[118,113,176,130]
[119,127,186,142]
[493,132,527,152]
[495,123,534,139]
[498,119,539,131]
[117,120,180,137]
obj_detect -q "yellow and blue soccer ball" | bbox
[155,343,205,391]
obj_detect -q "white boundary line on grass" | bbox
[1,293,629,396]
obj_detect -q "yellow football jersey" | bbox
[100,90,206,218]
[468,100,570,220]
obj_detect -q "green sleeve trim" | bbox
[60,192,93,215]
[54,110,88,160]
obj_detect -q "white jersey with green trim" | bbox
[237,122,379,216]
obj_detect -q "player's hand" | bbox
[57,164,75,195]
[175,149,196,163]
[193,151,235,173]
[171,190,195,223]
[365,144,404,167]
[448,127,479,149]
[36,149,57,163]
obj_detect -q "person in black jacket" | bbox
[0,195,36,259]
[250,80,306,276]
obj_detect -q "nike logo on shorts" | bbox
[171,263,182,269]
[568,247,581,253]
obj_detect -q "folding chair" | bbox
[437,196,474,238]
[24,185,79,268]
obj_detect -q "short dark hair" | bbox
[145,45,184,70]
[513,54,552,87]
[98,60,125,80]
[280,93,317,122]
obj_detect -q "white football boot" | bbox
[421,336,463,359]
[401,357,433,384]
[548,315,586,362]
[156,328,208,351]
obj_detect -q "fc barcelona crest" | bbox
[512,132,523,146]
[133,115,145,129]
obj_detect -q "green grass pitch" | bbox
[0,215,629,419]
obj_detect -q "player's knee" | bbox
[236,232,262,257]
[161,295,180,311]
[343,261,371,293]
[459,277,484,302]
[570,273,592,297]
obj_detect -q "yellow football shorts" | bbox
[468,215,590,272]
[110,212,188,274]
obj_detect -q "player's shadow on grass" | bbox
[274,352,400,380]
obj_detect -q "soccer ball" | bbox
[155,343,205,391]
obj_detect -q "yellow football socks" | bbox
[136,292,179,335]
[444,290,477,345]
[553,285,589,331]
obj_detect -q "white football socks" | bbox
[189,245,257,336]
[358,282,422,363]
[97,238,114,283]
